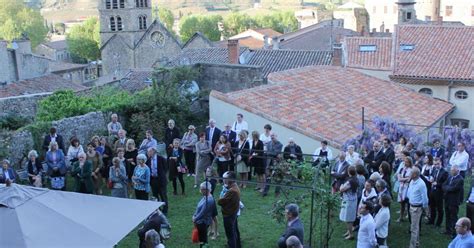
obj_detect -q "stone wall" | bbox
[2,111,108,168]
[196,63,265,93]
[0,93,51,119]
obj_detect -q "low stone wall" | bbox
[3,111,108,168]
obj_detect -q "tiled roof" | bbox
[279,26,359,51]
[211,66,454,148]
[253,28,282,38]
[233,37,264,49]
[118,70,153,92]
[245,49,333,77]
[43,40,68,50]
[0,74,87,98]
[166,47,249,67]
[182,32,214,49]
[343,37,392,71]
[49,61,87,73]
[391,25,474,81]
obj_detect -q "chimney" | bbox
[263,35,269,49]
[332,44,342,67]
[272,36,280,50]
[227,39,239,64]
[385,29,390,33]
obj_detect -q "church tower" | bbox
[99,0,151,47]
[396,0,417,25]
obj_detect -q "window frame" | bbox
[454,90,468,100]
[117,16,123,31]
[105,0,111,9]
[112,0,118,9]
[110,17,116,31]
[451,119,470,129]
[418,87,433,96]
[359,45,377,52]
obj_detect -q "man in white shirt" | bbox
[345,145,360,165]
[357,201,377,248]
[449,142,470,178]
[374,194,391,246]
[107,113,123,138]
[232,113,248,134]
[312,141,333,168]
[407,167,428,248]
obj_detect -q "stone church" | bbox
[99,0,184,75]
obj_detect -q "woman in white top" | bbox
[359,179,378,209]
[397,156,413,222]
[345,145,360,165]
[259,124,272,151]
[374,194,391,246]
[67,137,84,164]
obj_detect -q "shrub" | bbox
[0,114,31,130]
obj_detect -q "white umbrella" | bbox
[0,183,163,248]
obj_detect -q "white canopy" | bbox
[0,184,163,248]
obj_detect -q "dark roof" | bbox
[0,74,87,98]
[211,66,454,148]
[278,26,359,50]
[343,37,393,71]
[49,61,87,73]
[182,32,214,49]
[166,47,249,67]
[42,40,68,50]
[244,49,333,77]
[391,25,474,81]
[252,28,282,38]
[118,70,153,92]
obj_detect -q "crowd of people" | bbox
[1,112,474,248]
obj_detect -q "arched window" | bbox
[418,88,433,96]
[455,90,468,100]
[119,0,125,8]
[105,0,111,9]
[117,16,123,31]
[112,0,118,9]
[136,0,139,7]
[110,17,116,31]
[139,15,147,30]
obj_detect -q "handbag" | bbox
[107,180,114,189]
[191,226,199,243]
[51,177,65,189]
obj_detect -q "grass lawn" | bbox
[112,175,467,248]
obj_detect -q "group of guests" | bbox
[331,136,473,248]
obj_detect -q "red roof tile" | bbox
[211,66,454,148]
[392,25,474,81]
[343,37,392,71]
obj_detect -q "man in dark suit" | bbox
[430,139,445,165]
[222,123,237,146]
[137,209,170,248]
[442,165,464,237]
[382,138,395,168]
[42,127,65,152]
[205,119,221,159]
[146,147,169,215]
[364,141,386,174]
[331,153,350,192]
[283,138,303,162]
[278,203,304,248]
[428,157,448,226]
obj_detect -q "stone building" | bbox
[35,37,71,62]
[333,2,370,33]
[99,0,182,75]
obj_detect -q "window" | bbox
[384,6,388,14]
[406,11,412,20]
[400,44,415,51]
[139,15,147,30]
[418,88,433,96]
[471,6,474,16]
[120,0,125,8]
[112,0,118,9]
[110,17,116,31]
[454,90,468,100]
[137,0,147,7]
[451,119,470,129]
[117,16,123,31]
[446,6,453,16]
[359,45,377,52]
[105,0,111,9]
[372,6,376,14]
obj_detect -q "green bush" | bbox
[0,114,31,130]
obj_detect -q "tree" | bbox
[179,15,223,42]
[222,12,255,37]
[154,7,175,32]
[0,0,48,48]
[254,11,298,34]
[66,17,100,63]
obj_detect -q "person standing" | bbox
[113,129,129,154]
[339,166,358,240]
[107,113,123,140]
[406,167,428,248]
[374,194,391,246]
[357,201,377,248]
[193,181,218,248]
[42,127,65,152]
[234,131,250,188]
[139,130,158,154]
[466,179,474,234]
[448,217,474,248]
[165,119,181,149]
[168,139,186,195]
[277,204,304,248]
[109,157,128,198]
[133,154,151,200]
[442,165,465,237]
[232,113,248,134]
[430,139,445,165]
[205,119,221,153]
[449,142,470,178]
[218,171,241,248]
[249,131,265,191]
[331,153,350,193]
[195,132,212,186]
[146,147,168,214]
[71,152,93,194]
[222,123,237,146]
[181,125,198,177]
[263,133,283,196]
[428,157,448,227]
[86,142,103,195]
[364,141,386,174]
[382,138,395,167]
[346,145,360,166]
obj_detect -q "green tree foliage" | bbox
[66,17,100,63]
[222,12,255,37]
[179,15,223,42]
[154,7,175,32]
[0,0,48,48]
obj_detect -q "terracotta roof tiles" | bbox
[343,37,393,71]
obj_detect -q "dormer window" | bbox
[359,45,377,52]
[400,44,415,51]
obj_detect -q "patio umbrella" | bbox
[0,183,163,248]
